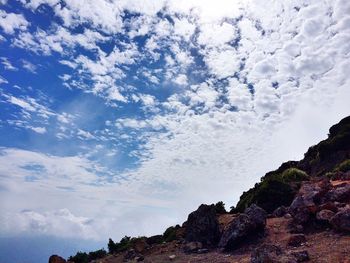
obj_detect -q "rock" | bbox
[185,204,220,246]
[289,194,318,225]
[330,207,350,232]
[123,249,143,262]
[284,213,292,219]
[316,209,335,222]
[219,205,266,250]
[251,244,283,263]
[319,202,338,213]
[133,238,149,253]
[326,184,350,203]
[183,241,202,253]
[169,254,176,260]
[245,204,267,229]
[273,206,288,217]
[290,250,310,262]
[287,234,306,247]
[49,255,66,263]
[197,248,209,254]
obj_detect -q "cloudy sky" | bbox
[0,0,350,261]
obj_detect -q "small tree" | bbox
[215,201,226,214]
[108,238,117,254]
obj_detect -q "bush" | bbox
[214,201,226,214]
[69,248,107,263]
[281,168,309,182]
[107,236,131,254]
[235,168,306,213]
[68,252,89,263]
[334,159,350,173]
[163,225,179,242]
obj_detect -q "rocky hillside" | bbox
[50,116,350,263]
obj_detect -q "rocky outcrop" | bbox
[48,255,66,263]
[330,207,350,232]
[185,204,220,246]
[219,204,266,250]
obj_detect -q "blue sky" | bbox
[1,0,350,262]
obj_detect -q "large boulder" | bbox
[330,207,350,232]
[288,196,315,225]
[185,204,220,246]
[326,184,350,203]
[219,205,267,250]
[48,255,66,263]
[245,204,267,229]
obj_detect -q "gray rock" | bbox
[330,207,350,232]
[183,241,202,253]
[185,204,220,246]
[219,205,266,250]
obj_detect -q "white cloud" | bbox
[22,60,37,73]
[30,126,47,134]
[0,10,29,34]
[0,57,17,71]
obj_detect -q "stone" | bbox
[316,209,335,222]
[123,249,143,262]
[289,196,317,225]
[169,254,176,260]
[290,250,310,262]
[183,241,202,253]
[273,206,288,217]
[319,202,338,213]
[287,234,306,247]
[197,248,209,254]
[49,255,66,263]
[185,204,220,246]
[219,205,267,250]
[251,244,283,263]
[330,207,350,232]
[245,204,267,229]
[326,184,350,203]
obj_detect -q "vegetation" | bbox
[214,201,227,214]
[235,168,309,213]
[68,249,107,263]
[163,225,180,242]
[281,168,309,182]
[107,236,132,254]
[334,159,350,173]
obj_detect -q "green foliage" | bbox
[107,236,131,254]
[281,168,309,182]
[334,159,350,173]
[162,225,179,242]
[235,168,308,213]
[88,249,107,260]
[214,201,226,214]
[69,248,107,263]
[68,251,89,263]
[325,172,336,180]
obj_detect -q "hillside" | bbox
[50,116,350,263]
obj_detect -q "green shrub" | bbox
[107,236,131,254]
[334,159,350,173]
[88,249,107,260]
[281,168,309,182]
[214,201,226,214]
[235,178,296,213]
[163,225,178,242]
[68,252,89,263]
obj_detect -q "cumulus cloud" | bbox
[1,0,350,243]
[0,10,29,34]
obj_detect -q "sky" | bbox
[0,0,349,262]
